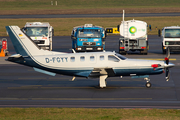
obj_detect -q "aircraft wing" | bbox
[89,68,115,78]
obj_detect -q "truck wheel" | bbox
[49,45,52,51]
[144,51,148,55]
[140,49,148,55]
[162,44,166,54]
[144,52,148,55]
[163,50,166,54]
[119,51,126,55]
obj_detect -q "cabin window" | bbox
[70,57,75,62]
[100,55,104,61]
[80,56,85,62]
[90,56,94,61]
[108,55,119,62]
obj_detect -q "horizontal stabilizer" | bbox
[7,54,24,62]
[9,54,22,58]
[33,67,56,76]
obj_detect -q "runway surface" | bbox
[0,13,180,19]
[0,35,180,108]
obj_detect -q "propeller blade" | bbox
[165,68,170,81]
[166,47,170,59]
[164,47,173,81]
[165,47,170,65]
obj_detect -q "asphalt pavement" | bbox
[0,35,180,108]
[0,13,180,19]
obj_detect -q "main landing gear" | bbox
[144,77,151,88]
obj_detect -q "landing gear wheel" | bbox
[146,82,151,88]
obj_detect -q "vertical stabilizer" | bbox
[6,26,42,57]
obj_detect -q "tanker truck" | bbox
[118,11,148,55]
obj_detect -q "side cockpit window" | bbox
[108,55,119,62]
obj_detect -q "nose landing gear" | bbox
[144,77,151,88]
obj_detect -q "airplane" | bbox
[5,26,175,88]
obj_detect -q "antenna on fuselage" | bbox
[72,49,76,53]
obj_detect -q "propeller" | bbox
[165,47,170,81]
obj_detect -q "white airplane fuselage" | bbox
[15,51,166,77]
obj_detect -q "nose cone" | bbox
[164,62,175,68]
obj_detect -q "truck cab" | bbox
[71,24,106,52]
[22,22,54,51]
[160,26,180,54]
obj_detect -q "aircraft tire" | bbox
[146,82,151,88]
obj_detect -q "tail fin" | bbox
[6,26,42,57]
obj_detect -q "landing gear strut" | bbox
[144,77,151,88]
[99,75,108,88]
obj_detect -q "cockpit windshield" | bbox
[78,29,101,38]
[115,53,127,60]
[24,27,48,37]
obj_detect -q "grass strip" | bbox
[1,7,180,15]
[0,0,180,10]
[1,16,180,36]
[0,0,180,15]
[0,108,180,120]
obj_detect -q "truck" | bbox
[22,22,54,51]
[71,24,106,52]
[159,26,180,54]
[118,10,148,55]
